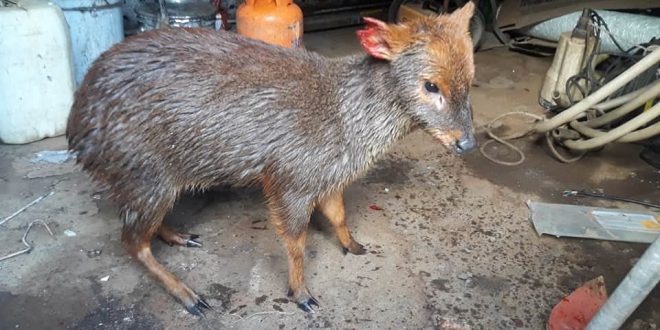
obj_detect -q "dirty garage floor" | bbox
[1,28,659,330]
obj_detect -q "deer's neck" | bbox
[331,55,416,175]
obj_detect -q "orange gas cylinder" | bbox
[236,0,303,48]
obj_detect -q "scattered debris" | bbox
[548,276,607,330]
[0,191,54,226]
[528,201,660,243]
[178,262,197,272]
[512,318,524,328]
[369,204,383,211]
[86,249,102,258]
[227,310,295,324]
[63,229,77,237]
[0,220,54,262]
[437,317,471,330]
[100,275,110,282]
[457,272,473,281]
[91,191,105,200]
[30,150,76,164]
[25,169,73,180]
[255,295,268,305]
[250,219,268,230]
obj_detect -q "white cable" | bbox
[535,47,660,133]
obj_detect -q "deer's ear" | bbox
[356,17,393,60]
[449,1,475,32]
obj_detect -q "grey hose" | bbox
[584,81,660,128]
[564,101,660,150]
[480,47,659,165]
[535,47,660,133]
[570,120,660,143]
[591,84,654,112]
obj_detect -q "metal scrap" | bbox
[30,150,76,164]
[528,200,660,243]
[0,191,54,226]
[0,220,54,262]
[563,190,660,209]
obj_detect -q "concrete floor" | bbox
[1,28,659,330]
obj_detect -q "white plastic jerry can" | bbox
[0,0,76,144]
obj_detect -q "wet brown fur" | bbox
[66,2,477,314]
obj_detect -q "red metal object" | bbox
[548,276,608,330]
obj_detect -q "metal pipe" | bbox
[586,236,660,330]
[534,47,660,133]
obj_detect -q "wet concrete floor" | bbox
[1,28,658,329]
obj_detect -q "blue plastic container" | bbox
[51,0,124,85]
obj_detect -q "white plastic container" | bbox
[52,0,124,85]
[0,0,76,144]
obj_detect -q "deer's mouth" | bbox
[426,128,462,149]
[426,128,476,155]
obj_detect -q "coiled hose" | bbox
[480,46,660,165]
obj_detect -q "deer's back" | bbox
[67,28,346,192]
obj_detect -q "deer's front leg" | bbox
[263,177,319,312]
[318,190,366,255]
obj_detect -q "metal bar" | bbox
[586,236,660,329]
[0,191,54,226]
[0,220,54,262]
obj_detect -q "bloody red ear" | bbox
[356,17,393,60]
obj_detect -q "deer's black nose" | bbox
[454,134,477,155]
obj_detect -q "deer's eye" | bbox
[425,81,439,93]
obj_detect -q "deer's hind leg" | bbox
[120,187,210,316]
[157,224,202,248]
